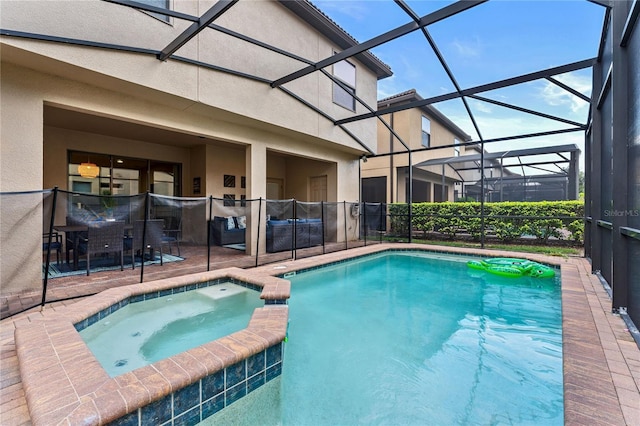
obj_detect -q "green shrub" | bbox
[389,200,584,244]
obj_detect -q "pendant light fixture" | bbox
[78,156,99,178]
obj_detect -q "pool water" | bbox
[80,283,263,377]
[206,251,563,425]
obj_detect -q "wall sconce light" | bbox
[78,162,99,178]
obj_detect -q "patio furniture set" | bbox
[210,216,324,252]
[48,217,180,276]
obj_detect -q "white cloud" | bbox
[539,73,591,114]
[470,99,493,114]
[451,36,483,58]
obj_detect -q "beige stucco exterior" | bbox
[0,0,390,293]
[362,90,474,203]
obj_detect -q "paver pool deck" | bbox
[1,244,639,425]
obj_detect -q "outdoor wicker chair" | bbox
[80,220,125,276]
[42,232,62,265]
[160,215,181,256]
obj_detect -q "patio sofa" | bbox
[210,216,246,246]
[266,218,323,252]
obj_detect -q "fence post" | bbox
[321,201,326,254]
[255,198,262,267]
[140,192,149,283]
[207,195,213,271]
[344,201,348,250]
[292,200,297,261]
[380,203,384,243]
[363,202,368,246]
[41,186,59,308]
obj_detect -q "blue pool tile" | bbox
[185,284,196,292]
[87,314,98,326]
[131,294,144,303]
[140,395,171,425]
[159,289,172,298]
[266,363,282,382]
[74,318,88,331]
[202,370,224,400]
[144,291,159,300]
[173,407,200,426]
[266,343,282,366]
[173,285,186,293]
[226,361,246,388]
[247,372,265,393]
[226,382,247,406]
[173,382,200,416]
[246,351,265,377]
[201,393,225,420]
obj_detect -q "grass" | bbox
[386,237,583,257]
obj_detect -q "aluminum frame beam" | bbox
[545,76,592,103]
[621,0,640,47]
[336,58,596,125]
[468,94,587,128]
[103,0,200,21]
[270,0,487,88]
[157,0,238,61]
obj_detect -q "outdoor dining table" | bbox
[54,223,133,270]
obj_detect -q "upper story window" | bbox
[421,116,431,148]
[454,138,461,157]
[137,0,170,23]
[333,58,356,111]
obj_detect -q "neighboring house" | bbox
[0,0,391,288]
[361,89,474,204]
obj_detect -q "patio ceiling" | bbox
[1,0,608,163]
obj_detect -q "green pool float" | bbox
[467,257,555,278]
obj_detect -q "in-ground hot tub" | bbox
[15,268,290,425]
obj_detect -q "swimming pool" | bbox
[80,283,263,377]
[207,250,563,425]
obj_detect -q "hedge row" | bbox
[387,201,585,243]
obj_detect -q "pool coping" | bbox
[13,244,639,425]
[15,267,290,425]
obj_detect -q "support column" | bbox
[246,143,267,256]
[611,0,630,311]
[590,47,604,274]
[568,150,579,200]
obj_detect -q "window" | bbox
[421,116,431,148]
[454,138,461,157]
[136,0,170,23]
[333,58,356,111]
[68,151,181,196]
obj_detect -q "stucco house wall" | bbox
[0,0,390,292]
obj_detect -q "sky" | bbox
[312,0,607,173]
